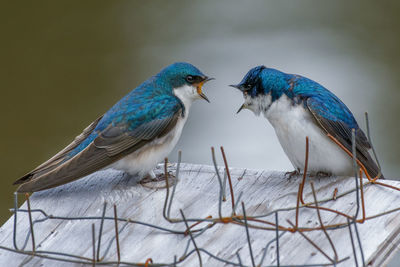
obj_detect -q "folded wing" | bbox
[306,97,382,179]
[16,100,182,192]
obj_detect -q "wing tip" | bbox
[13,173,34,185]
[376,171,385,180]
[16,179,51,193]
[14,173,51,192]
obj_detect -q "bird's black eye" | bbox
[245,84,252,90]
[186,75,194,83]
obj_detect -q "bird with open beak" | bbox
[231,66,383,179]
[15,62,213,192]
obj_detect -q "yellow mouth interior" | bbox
[196,81,205,95]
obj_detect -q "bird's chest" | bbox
[264,96,320,160]
[263,96,352,175]
[111,113,188,176]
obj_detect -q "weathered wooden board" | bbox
[0,163,399,266]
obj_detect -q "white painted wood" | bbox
[0,163,399,266]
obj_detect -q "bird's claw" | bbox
[139,172,176,189]
[285,170,300,179]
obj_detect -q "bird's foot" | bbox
[285,170,300,179]
[139,172,176,189]
[315,171,332,178]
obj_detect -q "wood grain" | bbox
[0,163,399,266]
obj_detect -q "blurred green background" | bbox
[1,0,399,229]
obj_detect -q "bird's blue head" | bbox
[230,66,289,114]
[157,62,213,103]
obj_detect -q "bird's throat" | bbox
[245,94,273,116]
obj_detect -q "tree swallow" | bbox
[231,66,383,178]
[14,62,213,192]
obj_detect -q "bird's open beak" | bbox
[237,103,247,114]
[231,84,248,114]
[196,77,214,103]
[229,84,241,90]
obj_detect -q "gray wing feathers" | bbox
[14,116,103,185]
[94,115,177,157]
[306,99,383,178]
[17,144,120,192]
[16,111,181,192]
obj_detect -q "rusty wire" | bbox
[7,165,398,267]
[1,116,400,266]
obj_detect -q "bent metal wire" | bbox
[2,112,399,266]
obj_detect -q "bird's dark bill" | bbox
[230,84,240,89]
[237,103,245,114]
[197,78,212,103]
[198,90,210,102]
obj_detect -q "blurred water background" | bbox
[1,0,399,233]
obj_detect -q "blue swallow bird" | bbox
[14,62,213,192]
[231,66,383,178]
